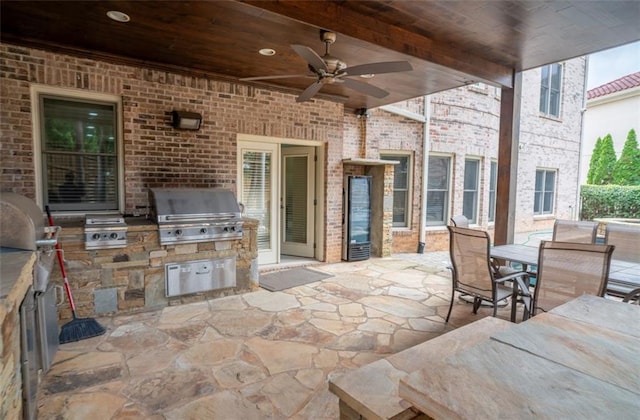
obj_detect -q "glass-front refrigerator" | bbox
[342,175,371,261]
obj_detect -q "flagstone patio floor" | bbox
[36,252,519,419]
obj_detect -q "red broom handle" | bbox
[45,206,77,313]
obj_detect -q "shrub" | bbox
[580,184,640,220]
[586,136,602,185]
[612,128,640,185]
[592,134,617,185]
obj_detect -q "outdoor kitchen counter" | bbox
[0,250,36,420]
[0,249,35,318]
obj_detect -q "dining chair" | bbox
[622,287,640,305]
[446,226,529,322]
[605,223,640,263]
[527,240,614,317]
[552,219,598,243]
[449,215,470,228]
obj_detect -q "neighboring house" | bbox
[580,71,640,184]
[0,44,586,260]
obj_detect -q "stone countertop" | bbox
[0,249,35,322]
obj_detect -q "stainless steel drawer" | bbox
[165,257,236,297]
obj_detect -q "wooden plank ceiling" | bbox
[1,1,638,111]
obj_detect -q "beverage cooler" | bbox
[342,175,371,261]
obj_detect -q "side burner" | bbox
[84,215,127,250]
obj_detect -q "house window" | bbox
[37,90,121,212]
[462,158,480,224]
[426,155,451,226]
[381,152,412,228]
[534,169,556,215]
[539,63,562,117]
[488,160,498,222]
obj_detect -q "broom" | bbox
[46,206,106,343]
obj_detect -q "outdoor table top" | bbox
[399,295,640,419]
[490,243,640,292]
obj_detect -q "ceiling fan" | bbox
[240,30,413,102]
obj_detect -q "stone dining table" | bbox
[399,295,640,419]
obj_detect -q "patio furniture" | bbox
[623,287,640,305]
[446,226,529,322]
[528,240,614,317]
[399,295,640,419]
[449,215,469,227]
[552,219,598,243]
[605,223,640,263]
[490,243,640,298]
[329,317,513,420]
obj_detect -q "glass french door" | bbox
[281,147,315,257]
[238,141,279,265]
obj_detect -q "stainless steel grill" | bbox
[150,188,244,246]
[0,192,59,291]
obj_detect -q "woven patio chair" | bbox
[446,226,530,323]
[605,223,640,263]
[622,287,640,305]
[528,240,614,318]
[449,215,470,228]
[552,219,598,243]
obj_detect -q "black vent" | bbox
[347,243,370,261]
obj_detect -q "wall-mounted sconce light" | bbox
[172,110,202,130]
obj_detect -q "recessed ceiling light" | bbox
[360,74,375,79]
[88,112,98,117]
[107,11,130,23]
[259,48,276,56]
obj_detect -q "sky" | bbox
[587,40,640,90]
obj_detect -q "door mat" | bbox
[260,267,334,292]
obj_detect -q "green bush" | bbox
[592,134,617,185]
[586,136,602,185]
[580,184,640,220]
[612,128,640,185]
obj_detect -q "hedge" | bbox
[580,185,640,220]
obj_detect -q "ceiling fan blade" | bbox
[296,82,323,102]
[291,44,327,72]
[239,74,315,81]
[341,78,389,98]
[343,61,413,77]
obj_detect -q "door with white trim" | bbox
[281,146,315,257]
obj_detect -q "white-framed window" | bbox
[32,85,123,213]
[462,158,480,224]
[426,155,451,226]
[380,152,413,228]
[488,160,498,222]
[534,169,556,215]
[539,63,563,117]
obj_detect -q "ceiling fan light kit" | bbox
[240,30,413,102]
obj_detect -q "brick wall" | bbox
[0,43,587,257]
[0,43,346,261]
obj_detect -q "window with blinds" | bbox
[40,96,119,212]
[462,158,480,224]
[380,153,411,228]
[285,155,308,243]
[242,151,272,250]
[534,169,556,215]
[488,160,498,222]
[540,63,563,118]
[426,155,451,226]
